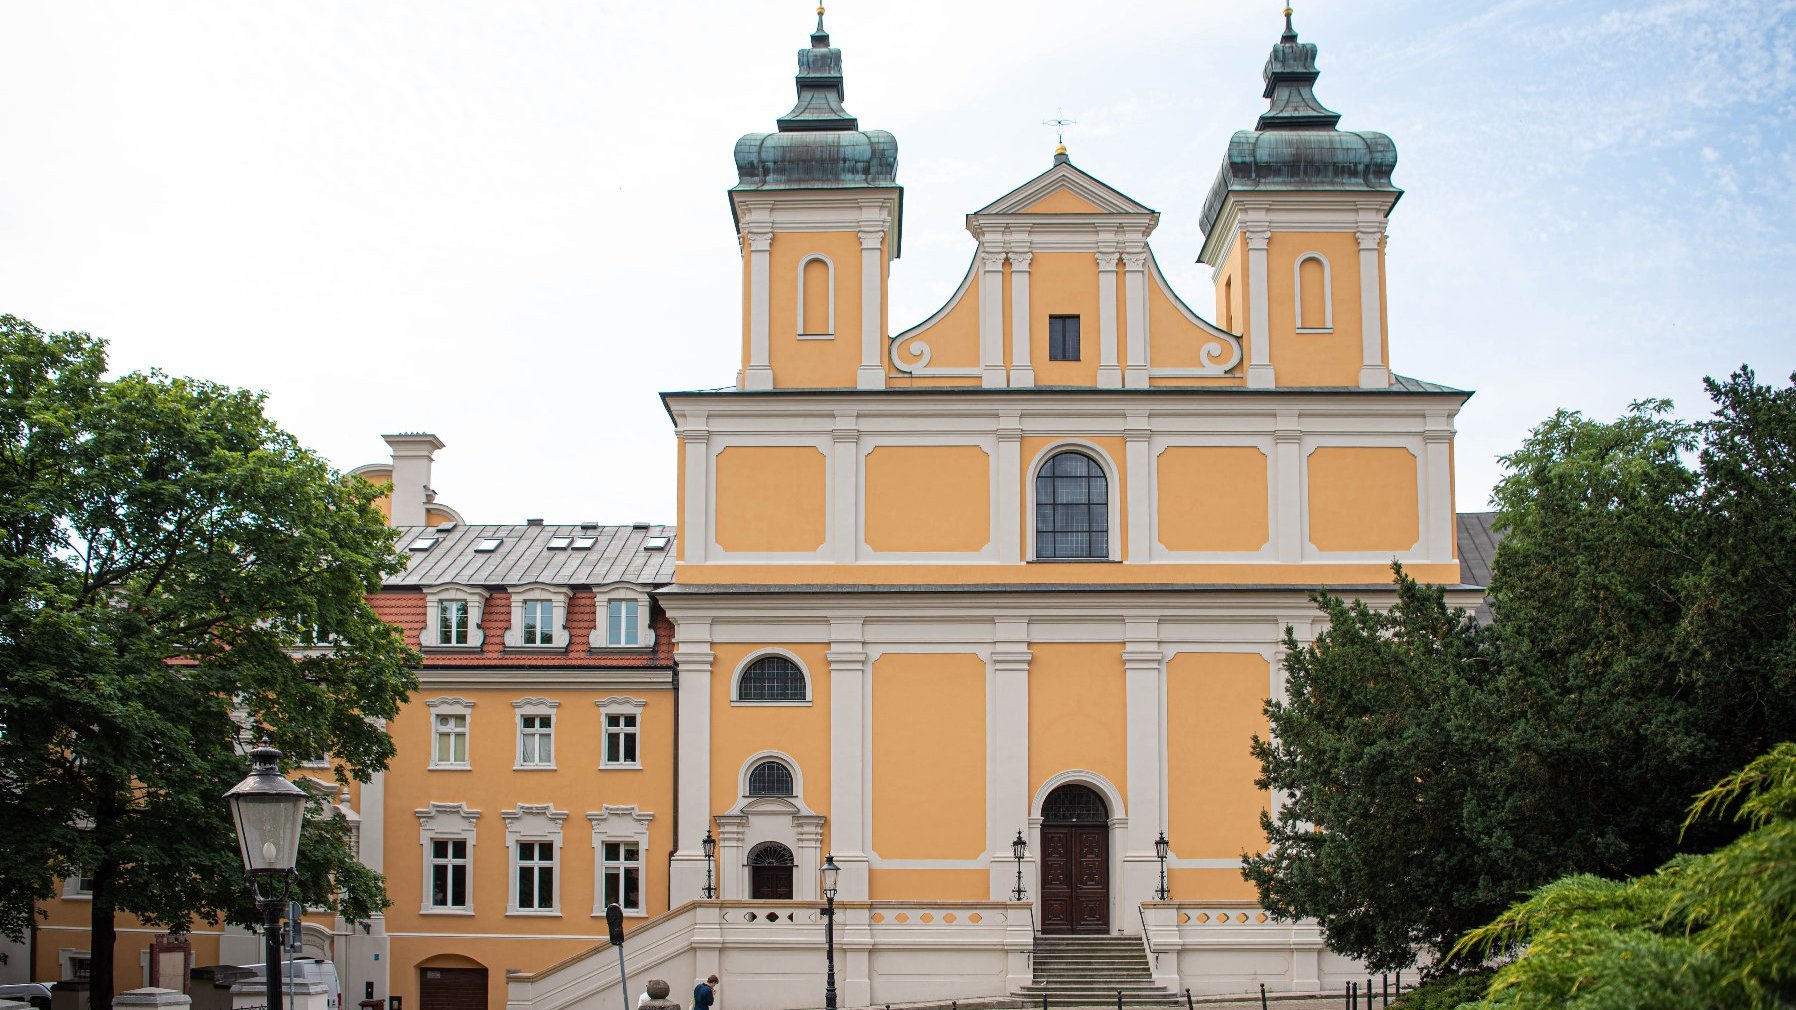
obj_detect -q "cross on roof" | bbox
[1042,107,1077,154]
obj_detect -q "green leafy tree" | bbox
[0,315,419,1009]
[1245,567,1504,971]
[1456,742,1796,1010]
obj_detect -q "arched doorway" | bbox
[749,841,795,899]
[1040,783,1109,934]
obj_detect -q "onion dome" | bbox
[733,8,898,191]
[1199,8,1399,237]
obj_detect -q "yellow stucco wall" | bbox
[709,643,832,838]
[863,445,991,553]
[1306,446,1420,552]
[1156,446,1270,552]
[677,560,1463,586]
[1028,643,1127,808]
[867,869,992,901]
[1146,269,1240,381]
[1019,188,1106,214]
[1267,232,1363,388]
[770,231,864,388]
[871,652,986,859]
[1030,252,1101,386]
[889,264,981,378]
[712,445,827,553]
[1166,652,1270,864]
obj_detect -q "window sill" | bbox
[428,764,474,772]
[513,764,557,772]
[1025,557,1121,564]
[505,910,563,918]
[594,643,653,652]
[61,894,93,902]
[421,645,482,653]
[502,645,569,654]
[592,908,648,919]
[729,700,813,708]
[1294,327,1334,334]
[599,762,644,771]
[418,908,476,916]
[796,333,835,341]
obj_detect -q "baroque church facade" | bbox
[20,10,1488,1010]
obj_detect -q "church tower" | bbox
[731,8,900,391]
[1199,8,1400,389]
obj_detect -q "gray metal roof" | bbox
[1457,511,1504,624]
[732,14,898,193]
[389,524,676,588]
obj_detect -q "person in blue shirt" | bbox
[693,975,718,1009]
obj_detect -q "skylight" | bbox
[407,537,438,552]
[546,537,573,550]
[572,537,597,550]
[474,538,502,553]
[642,536,670,551]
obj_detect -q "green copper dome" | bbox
[733,13,898,191]
[1199,11,1399,237]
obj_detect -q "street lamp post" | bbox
[701,828,717,900]
[1011,830,1028,901]
[224,740,308,1010]
[1154,831,1170,901]
[821,852,840,1010]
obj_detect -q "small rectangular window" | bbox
[606,600,640,648]
[572,537,597,550]
[434,713,468,766]
[518,714,553,766]
[521,599,554,646]
[407,537,438,552]
[515,841,555,911]
[474,538,502,553]
[546,537,572,550]
[430,838,470,909]
[436,600,469,646]
[642,535,670,551]
[604,713,639,767]
[602,841,643,915]
[70,956,93,981]
[1048,315,1081,361]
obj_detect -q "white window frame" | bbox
[513,697,559,770]
[728,648,814,707]
[590,585,655,651]
[502,804,567,916]
[415,802,480,915]
[1293,252,1334,332]
[588,806,653,917]
[426,697,474,770]
[422,584,489,649]
[796,253,835,339]
[58,949,92,982]
[502,583,571,649]
[61,872,95,900]
[598,696,646,770]
[1025,440,1123,563]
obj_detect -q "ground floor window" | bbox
[602,841,642,914]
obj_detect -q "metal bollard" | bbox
[1260,982,1269,1010]
[1383,974,1390,1007]
[1349,981,1358,1008]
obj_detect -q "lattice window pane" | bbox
[747,760,794,796]
[737,656,806,702]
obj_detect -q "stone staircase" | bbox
[1014,935,1183,1007]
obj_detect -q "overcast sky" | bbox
[4,0,1792,524]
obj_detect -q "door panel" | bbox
[751,865,793,900]
[419,968,486,1010]
[1039,823,1108,934]
[1040,825,1074,933]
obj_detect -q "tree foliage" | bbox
[1246,367,1796,974]
[0,315,418,1007]
[1455,743,1796,1010]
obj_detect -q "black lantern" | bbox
[224,740,307,1010]
[701,827,717,900]
[1154,831,1171,901]
[1011,830,1028,902]
[820,852,840,1010]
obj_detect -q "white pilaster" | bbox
[745,226,774,390]
[988,620,1033,901]
[1125,410,1150,562]
[1122,248,1150,388]
[359,769,384,873]
[1356,223,1389,388]
[857,222,886,390]
[1246,223,1275,389]
[679,412,710,564]
[979,247,1008,388]
[1275,411,1303,564]
[827,618,869,901]
[1122,624,1164,918]
[830,411,859,564]
[670,626,715,903]
[1096,247,1121,388]
[1009,250,1034,388]
[996,412,1022,564]
[1424,412,1455,562]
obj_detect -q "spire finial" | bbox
[1282,5,1297,40]
[813,4,828,44]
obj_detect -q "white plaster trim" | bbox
[972,162,1159,218]
[512,697,559,771]
[705,435,834,563]
[591,586,655,650]
[415,802,480,914]
[589,806,654,917]
[890,258,981,376]
[856,436,998,562]
[502,583,572,650]
[796,253,835,339]
[1293,253,1334,333]
[727,647,814,706]
[734,749,806,801]
[501,804,568,916]
[421,584,489,649]
[1025,439,1123,562]
[1298,438,1428,560]
[598,697,646,770]
[425,697,474,770]
[1030,769,1127,821]
[1147,436,1279,562]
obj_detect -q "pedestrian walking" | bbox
[693,974,718,1010]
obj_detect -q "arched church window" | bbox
[1042,783,1108,823]
[799,255,833,336]
[1034,450,1109,560]
[736,655,807,702]
[747,760,795,797]
[1296,254,1332,331]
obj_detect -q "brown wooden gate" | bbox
[1039,783,1110,934]
[419,967,487,1010]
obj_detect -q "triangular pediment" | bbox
[975,160,1157,217]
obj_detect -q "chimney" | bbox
[382,433,445,526]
